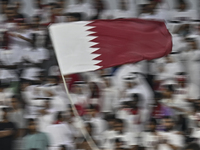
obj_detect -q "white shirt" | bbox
[9,30,32,50]
[67,2,93,20]
[100,86,118,113]
[0,49,23,80]
[170,9,199,22]
[21,47,49,80]
[141,132,161,150]
[102,130,137,150]
[158,131,184,150]
[51,95,67,112]
[112,9,134,19]
[46,123,73,147]
[38,109,55,132]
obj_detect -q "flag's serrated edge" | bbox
[84,22,102,69]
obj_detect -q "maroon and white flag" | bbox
[49,19,172,75]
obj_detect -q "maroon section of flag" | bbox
[87,18,172,69]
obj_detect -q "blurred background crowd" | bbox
[1,0,200,150]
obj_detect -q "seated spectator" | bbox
[0,107,16,150]
[46,111,74,149]
[66,12,82,22]
[8,95,25,138]
[100,74,118,114]
[20,34,49,81]
[139,0,168,21]
[158,116,184,150]
[103,118,137,150]
[13,1,26,23]
[66,0,94,20]
[90,0,112,20]
[170,0,199,22]
[112,0,135,19]
[140,118,161,150]
[22,118,50,150]
[37,100,55,132]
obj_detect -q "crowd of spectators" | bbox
[0,0,200,150]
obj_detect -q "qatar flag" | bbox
[49,19,172,75]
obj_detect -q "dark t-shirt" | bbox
[0,121,16,150]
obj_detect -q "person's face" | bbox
[165,56,173,63]
[163,88,172,98]
[163,118,173,130]
[116,141,123,149]
[60,147,66,150]
[48,78,57,84]
[75,85,82,94]
[197,100,200,108]
[1,1,7,13]
[66,16,77,22]
[148,122,156,131]
[0,87,4,92]
[44,101,50,109]
[86,125,92,134]
[32,17,40,26]
[20,82,30,91]
[15,2,21,12]
[179,3,186,10]
[11,98,18,108]
[178,80,185,87]
[68,108,74,117]
[104,78,111,87]
[2,110,8,120]
[6,8,14,19]
[115,122,123,132]
[119,0,128,10]
[189,41,197,49]
[28,121,37,132]
[35,0,41,7]
[198,24,200,33]
[108,119,114,129]
[58,0,65,8]
[126,81,133,89]
[19,22,27,30]
[85,108,92,116]
[95,0,104,10]
[60,147,65,150]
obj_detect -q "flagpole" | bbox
[60,73,100,150]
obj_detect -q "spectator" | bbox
[8,95,25,137]
[91,0,112,20]
[0,107,16,150]
[159,116,184,150]
[112,0,135,19]
[170,0,199,22]
[22,118,50,150]
[13,1,26,23]
[66,0,94,20]
[46,111,74,149]
[140,118,161,150]
[100,74,118,114]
